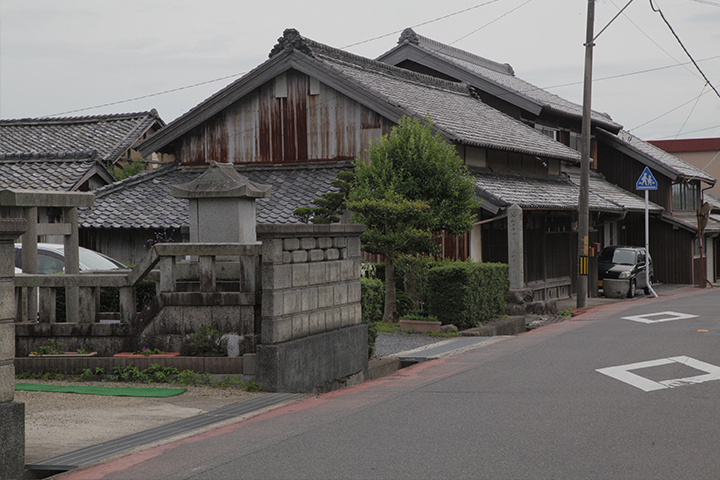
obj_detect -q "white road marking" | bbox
[596,356,720,392]
[622,311,698,324]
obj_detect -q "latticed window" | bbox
[672,181,698,211]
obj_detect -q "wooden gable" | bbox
[173,70,394,165]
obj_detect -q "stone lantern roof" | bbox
[170,161,271,199]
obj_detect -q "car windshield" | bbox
[599,248,636,265]
[78,247,126,270]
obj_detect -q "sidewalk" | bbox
[557,283,693,315]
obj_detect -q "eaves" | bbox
[597,128,681,183]
[377,44,544,116]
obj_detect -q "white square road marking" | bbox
[596,356,720,392]
[622,311,698,324]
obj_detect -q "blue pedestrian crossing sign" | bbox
[636,167,658,190]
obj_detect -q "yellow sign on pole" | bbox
[579,255,589,276]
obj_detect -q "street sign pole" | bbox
[645,190,658,297]
[637,166,658,298]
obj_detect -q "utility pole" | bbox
[577,0,595,308]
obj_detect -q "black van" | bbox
[598,245,654,298]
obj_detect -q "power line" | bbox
[446,0,535,47]
[608,0,698,78]
[649,0,720,100]
[541,54,720,91]
[342,0,504,49]
[674,83,707,138]
[44,1,507,118]
[44,72,246,118]
[628,87,713,132]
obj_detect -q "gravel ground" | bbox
[15,380,263,464]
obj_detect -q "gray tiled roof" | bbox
[139,30,581,164]
[79,161,355,229]
[379,29,621,131]
[0,154,107,191]
[469,168,623,213]
[563,165,663,213]
[599,129,716,184]
[309,46,580,162]
[0,111,164,163]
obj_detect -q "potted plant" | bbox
[399,313,442,333]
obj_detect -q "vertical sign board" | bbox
[636,167,658,298]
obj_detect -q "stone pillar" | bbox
[22,206,38,323]
[171,161,272,244]
[255,224,368,393]
[64,206,80,322]
[0,218,27,480]
[507,204,524,289]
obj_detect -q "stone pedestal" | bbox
[0,218,27,480]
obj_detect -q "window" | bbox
[569,132,582,152]
[672,181,698,211]
[535,125,557,141]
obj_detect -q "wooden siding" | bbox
[597,142,672,210]
[622,218,695,284]
[175,70,393,165]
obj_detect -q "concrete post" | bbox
[64,206,80,322]
[0,218,27,480]
[22,206,38,322]
[507,204,524,289]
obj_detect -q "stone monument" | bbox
[0,218,27,480]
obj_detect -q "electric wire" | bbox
[674,83,706,139]
[608,0,698,78]
[341,0,504,49]
[34,0,719,142]
[43,1,506,118]
[649,0,720,100]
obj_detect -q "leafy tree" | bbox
[111,160,146,180]
[293,170,355,224]
[347,116,480,321]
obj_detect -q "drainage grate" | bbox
[26,392,303,473]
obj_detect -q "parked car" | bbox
[598,245,654,298]
[14,243,127,273]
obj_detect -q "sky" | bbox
[1,0,719,142]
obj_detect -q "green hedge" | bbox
[427,261,509,330]
[360,277,383,357]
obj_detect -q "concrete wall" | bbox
[256,224,368,392]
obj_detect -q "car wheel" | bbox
[627,279,636,298]
[643,277,653,295]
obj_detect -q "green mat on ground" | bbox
[15,383,186,397]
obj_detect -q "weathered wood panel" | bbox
[623,218,694,284]
[175,70,393,165]
[597,142,672,210]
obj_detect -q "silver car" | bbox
[14,243,127,274]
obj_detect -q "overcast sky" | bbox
[1,0,719,141]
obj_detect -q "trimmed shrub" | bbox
[427,261,509,330]
[361,277,384,357]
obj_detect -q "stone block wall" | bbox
[258,224,364,344]
[256,224,368,392]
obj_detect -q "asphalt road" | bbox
[58,286,720,480]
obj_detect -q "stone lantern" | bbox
[171,161,271,244]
